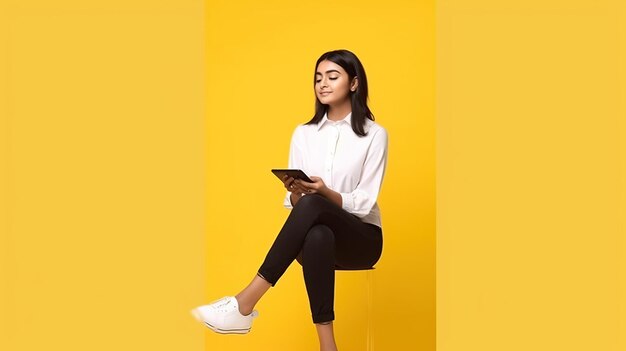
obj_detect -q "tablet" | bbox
[271,169,313,183]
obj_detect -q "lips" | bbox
[320,91,332,95]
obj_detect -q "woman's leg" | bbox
[237,193,381,343]
[229,192,327,316]
[300,224,336,322]
[234,274,271,315]
[294,196,382,324]
[291,196,381,350]
[298,224,338,351]
[230,192,337,315]
[257,194,382,290]
[255,193,382,318]
[316,321,338,351]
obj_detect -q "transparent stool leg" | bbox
[366,270,374,351]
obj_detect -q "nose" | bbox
[319,77,328,88]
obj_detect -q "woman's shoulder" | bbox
[365,119,387,136]
[288,122,316,142]
[292,121,319,134]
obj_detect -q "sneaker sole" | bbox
[190,308,251,334]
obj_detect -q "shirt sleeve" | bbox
[339,127,388,217]
[284,127,304,209]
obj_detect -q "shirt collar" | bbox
[317,111,353,131]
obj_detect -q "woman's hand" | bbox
[294,176,328,195]
[283,175,342,207]
[281,175,309,195]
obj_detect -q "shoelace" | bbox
[208,297,232,311]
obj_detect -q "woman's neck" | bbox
[327,102,352,121]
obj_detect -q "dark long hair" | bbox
[305,49,374,137]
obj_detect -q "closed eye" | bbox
[316,78,338,83]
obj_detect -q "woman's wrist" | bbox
[318,186,343,208]
[290,191,303,206]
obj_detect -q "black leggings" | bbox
[257,193,383,324]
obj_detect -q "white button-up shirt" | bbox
[283,111,388,227]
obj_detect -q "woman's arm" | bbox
[293,127,388,216]
[336,127,388,217]
[293,177,342,208]
[290,191,303,206]
[318,185,342,207]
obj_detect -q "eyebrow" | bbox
[315,70,341,76]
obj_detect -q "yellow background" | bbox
[2,0,625,351]
[437,1,626,350]
[204,1,434,350]
[0,1,206,350]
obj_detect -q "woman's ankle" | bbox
[320,343,338,351]
[316,322,337,351]
[234,294,254,316]
[233,274,272,316]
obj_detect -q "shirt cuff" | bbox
[340,192,354,212]
[284,191,293,209]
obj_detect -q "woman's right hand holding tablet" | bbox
[282,175,303,206]
[282,175,302,193]
[282,175,314,206]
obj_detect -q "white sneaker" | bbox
[190,296,259,334]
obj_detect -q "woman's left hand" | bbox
[294,176,328,195]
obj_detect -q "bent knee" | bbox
[303,224,335,248]
[294,193,328,210]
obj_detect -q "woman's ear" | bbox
[350,76,358,92]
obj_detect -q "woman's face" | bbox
[315,59,357,106]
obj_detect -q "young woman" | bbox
[191,49,388,351]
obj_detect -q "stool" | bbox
[335,266,375,351]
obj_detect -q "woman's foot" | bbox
[190,296,259,334]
